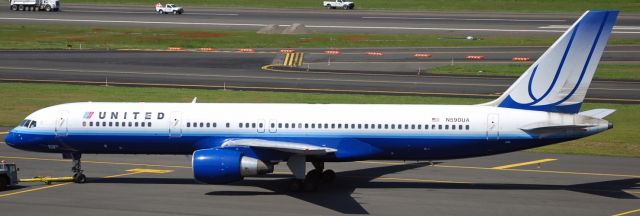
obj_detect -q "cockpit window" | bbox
[19,119,37,128]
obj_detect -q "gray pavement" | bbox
[0,133,638,215]
[0,49,638,104]
[1,5,639,37]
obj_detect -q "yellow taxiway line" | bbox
[0,168,173,198]
[492,158,558,169]
[613,209,640,216]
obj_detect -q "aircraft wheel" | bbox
[321,169,336,183]
[73,173,87,183]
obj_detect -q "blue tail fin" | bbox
[485,10,618,113]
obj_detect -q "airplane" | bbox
[4,10,618,192]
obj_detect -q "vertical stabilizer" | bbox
[484,11,618,113]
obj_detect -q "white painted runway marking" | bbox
[0,17,569,33]
[362,16,566,22]
[539,25,640,33]
[63,9,239,16]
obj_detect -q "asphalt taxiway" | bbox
[1,5,639,36]
[0,133,638,215]
[0,48,639,104]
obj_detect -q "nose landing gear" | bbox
[65,153,87,183]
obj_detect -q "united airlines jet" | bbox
[5,10,618,192]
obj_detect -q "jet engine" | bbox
[192,148,273,184]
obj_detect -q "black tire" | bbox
[18,5,24,11]
[45,5,51,12]
[10,5,17,10]
[321,169,336,183]
[343,5,349,10]
[73,173,87,183]
[325,4,331,9]
[158,10,164,14]
[0,176,8,191]
[173,10,178,15]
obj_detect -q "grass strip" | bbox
[0,82,637,157]
[64,0,640,13]
[1,24,639,50]
[429,64,640,80]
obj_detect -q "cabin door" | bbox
[486,113,499,140]
[169,111,182,138]
[55,110,69,137]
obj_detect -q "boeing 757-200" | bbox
[5,10,618,192]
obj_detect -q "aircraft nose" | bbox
[4,131,17,146]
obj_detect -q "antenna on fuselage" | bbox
[191,97,197,103]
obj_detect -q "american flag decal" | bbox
[83,112,94,119]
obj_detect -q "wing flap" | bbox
[221,139,337,156]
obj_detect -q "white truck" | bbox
[323,0,355,10]
[155,3,183,14]
[9,0,60,12]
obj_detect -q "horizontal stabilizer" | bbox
[579,109,616,119]
[221,138,337,155]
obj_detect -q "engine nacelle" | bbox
[192,148,272,184]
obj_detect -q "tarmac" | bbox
[0,132,638,215]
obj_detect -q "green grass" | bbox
[64,0,640,13]
[429,64,640,80]
[1,82,638,157]
[1,24,639,50]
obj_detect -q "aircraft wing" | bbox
[220,138,337,156]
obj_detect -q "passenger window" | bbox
[451,125,455,130]
[141,122,145,127]
[129,122,132,127]
[226,123,230,128]
[148,122,152,127]
[364,124,368,129]
[271,123,275,128]
[311,124,316,129]
[252,123,256,128]
[411,125,415,129]
[432,125,436,130]
[90,122,93,126]
[102,122,106,127]
[324,123,328,128]
[391,124,395,129]
[378,124,382,129]
[404,124,409,129]
[206,123,210,128]
[285,123,289,128]
[135,122,139,127]
[82,122,86,127]
[259,123,263,128]
[351,124,355,128]
[239,123,243,128]
[278,123,282,128]
[459,125,463,130]
[305,123,308,128]
[96,122,100,127]
[201,123,205,128]
[466,125,470,130]
[438,125,442,130]
[115,122,119,127]
[292,123,296,129]
[109,122,113,127]
[245,123,250,128]
[298,123,303,128]
[121,122,125,127]
[417,125,421,130]
[213,122,217,128]
[187,122,191,127]
[338,124,342,129]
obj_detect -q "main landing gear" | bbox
[65,152,87,183]
[286,155,335,192]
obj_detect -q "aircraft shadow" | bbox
[88,163,639,214]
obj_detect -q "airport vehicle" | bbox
[323,0,355,9]
[0,161,19,190]
[4,10,618,192]
[155,3,183,14]
[9,0,60,12]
